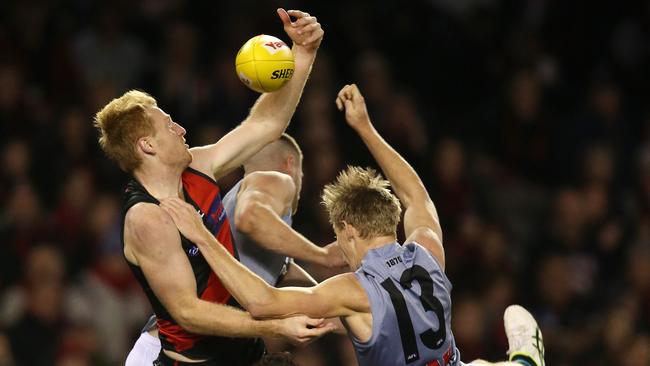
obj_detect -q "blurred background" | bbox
[1,0,650,365]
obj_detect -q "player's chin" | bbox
[184,149,193,165]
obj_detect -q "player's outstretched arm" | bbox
[190,9,324,180]
[278,262,348,335]
[124,203,331,345]
[336,84,445,270]
[234,171,345,268]
[160,198,368,320]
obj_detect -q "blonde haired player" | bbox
[159,84,546,366]
[95,8,331,366]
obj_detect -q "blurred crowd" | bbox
[1,0,650,365]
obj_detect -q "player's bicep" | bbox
[137,241,198,315]
[266,273,370,319]
[405,226,445,271]
[403,200,443,244]
[125,205,198,319]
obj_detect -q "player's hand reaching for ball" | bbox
[277,8,323,52]
[336,84,372,131]
[159,198,212,246]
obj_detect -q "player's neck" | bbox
[358,235,398,258]
[134,163,184,200]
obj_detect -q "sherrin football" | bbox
[235,35,295,93]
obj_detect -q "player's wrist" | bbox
[292,44,319,60]
[353,119,374,135]
[262,318,284,339]
[315,246,330,267]
[194,230,212,245]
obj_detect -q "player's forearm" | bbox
[245,48,316,135]
[240,204,327,266]
[178,299,281,338]
[194,234,280,314]
[355,123,431,208]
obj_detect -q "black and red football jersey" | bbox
[121,167,264,364]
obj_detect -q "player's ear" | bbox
[137,137,156,155]
[342,221,359,239]
[285,154,296,173]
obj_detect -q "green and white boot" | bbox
[504,305,545,366]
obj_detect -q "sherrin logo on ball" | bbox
[235,34,295,93]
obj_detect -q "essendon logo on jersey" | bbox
[188,246,199,256]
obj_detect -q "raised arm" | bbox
[124,203,331,343]
[190,9,324,180]
[234,171,345,268]
[160,198,369,320]
[335,84,445,270]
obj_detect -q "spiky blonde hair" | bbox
[322,166,401,239]
[94,90,157,173]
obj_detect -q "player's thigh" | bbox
[125,332,161,366]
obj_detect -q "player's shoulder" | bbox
[241,171,296,199]
[125,202,176,245]
[323,272,362,287]
[243,170,294,188]
[315,272,365,296]
[126,201,166,222]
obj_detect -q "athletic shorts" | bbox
[125,331,161,366]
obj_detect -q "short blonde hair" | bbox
[279,133,303,161]
[94,90,157,173]
[244,133,303,173]
[322,166,401,239]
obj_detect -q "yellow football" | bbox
[235,35,295,93]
